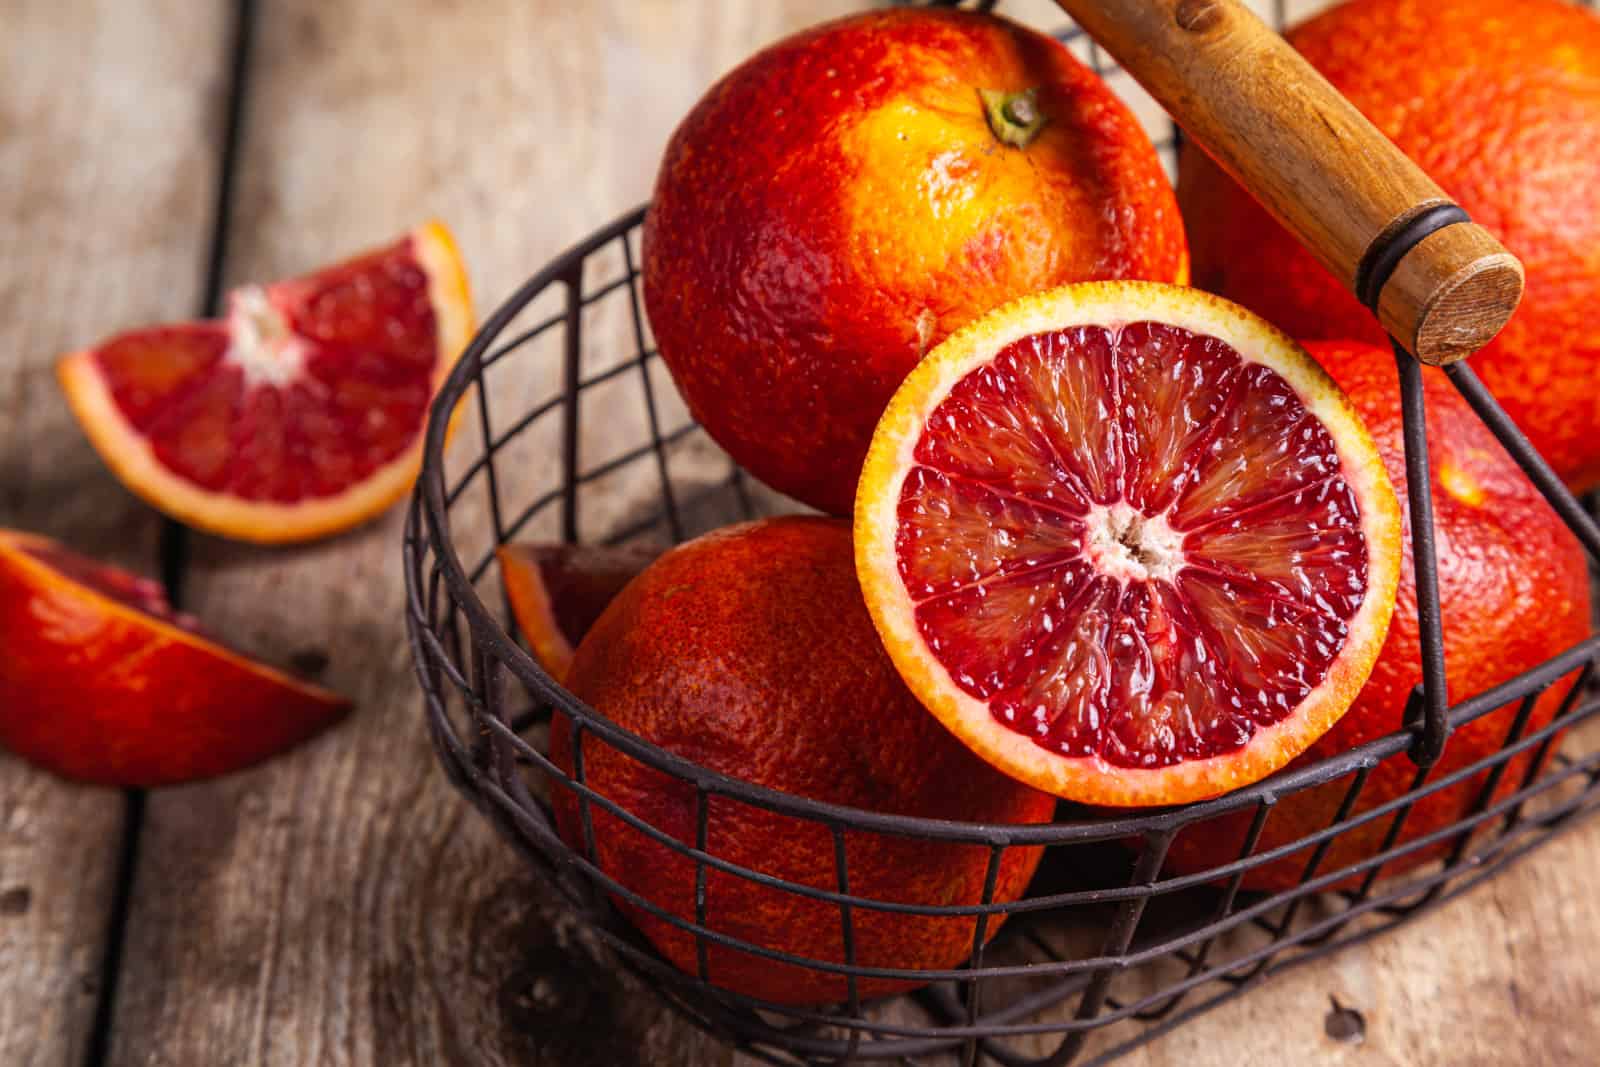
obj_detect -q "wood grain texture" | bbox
[0,2,228,1064]
[103,4,853,1066]
[1105,753,1600,1067]
[1055,0,1523,364]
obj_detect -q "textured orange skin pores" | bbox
[0,530,350,786]
[550,518,1056,1005]
[1166,342,1593,890]
[643,9,1187,515]
[1179,0,1600,489]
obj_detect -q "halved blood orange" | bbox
[498,542,661,680]
[57,222,473,544]
[855,283,1402,807]
[0,528,350,786]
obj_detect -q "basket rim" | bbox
[413,203,1600,846]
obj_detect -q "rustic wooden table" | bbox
[5,2,1599,1065]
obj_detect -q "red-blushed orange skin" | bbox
[1179,0,1600,489]
[550,518,1056,1005]
[0,529,350,787]
[1166,342,1592,891]
[643,9,1188,516]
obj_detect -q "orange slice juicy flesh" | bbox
[498,542,662,681]
[57,221,473,544]
[855,283,1402,807]
[0,528,350,786]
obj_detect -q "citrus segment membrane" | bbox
[18,542,201,633]
[895,322,1369,772]
[13,539,283,669]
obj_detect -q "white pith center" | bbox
[226,285,307,389]
[1082,501,1186,585]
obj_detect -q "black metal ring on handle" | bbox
[1353,203,1471,312]
[1358,200,1600,769]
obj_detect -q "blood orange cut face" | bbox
[856,283,1401,807]
[57,222,473,544]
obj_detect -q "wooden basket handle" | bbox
[1054,0,1524,365]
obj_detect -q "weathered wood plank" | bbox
[104,4,853,1065]
[0,2,229,1064]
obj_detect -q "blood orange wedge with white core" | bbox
[498,542,662,681]
[855,283,1402,807]
[57,221,474,544]
[0,528,351,787]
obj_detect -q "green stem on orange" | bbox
[979,88,1048,149]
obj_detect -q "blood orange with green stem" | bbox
[57,221,473,544]
[643,7,1187,517]
[855,283,1403,807]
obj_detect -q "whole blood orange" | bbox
[1165,341,1593,890]
[855,284,1402,807]
[0,529,350,786]
[643,8,1187,516]
[1179,0,1600,489]
[550,517,1055,1005]
[497,542,660,681]
[57,222,474,543]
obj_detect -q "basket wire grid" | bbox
[403,1,1600,1063]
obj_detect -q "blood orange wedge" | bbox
[855,284,1402,807]
[0,528,350,786]
[57,221,473,544]
[498,542,661,680]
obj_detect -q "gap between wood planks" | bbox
[82,2,259,1063]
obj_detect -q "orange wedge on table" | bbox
[855,283,1403,807]
[58,222,473,543]
[0,529,350,786]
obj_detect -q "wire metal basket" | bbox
[403,2,1600,1063]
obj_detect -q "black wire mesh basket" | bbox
[403,2,1600,1063]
